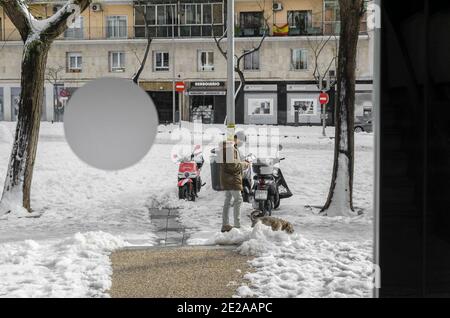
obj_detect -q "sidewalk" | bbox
[109,246,252,298]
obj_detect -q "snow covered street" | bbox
[0,122,374,298]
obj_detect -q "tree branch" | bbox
[0,0,32,41]
[38,0,91,42]
[0,0,92,42]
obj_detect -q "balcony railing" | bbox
[0,21,367,42]
[134,24,226,38]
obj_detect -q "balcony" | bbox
[134,25,225,39]
[0,20,367,42]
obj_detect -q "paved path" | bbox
[149,208,189,246]
[109,246,252,298]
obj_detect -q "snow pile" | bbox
[146,190,184,210]
[0,188,31,217]
[0,231,127,297]
[236,223,374,298]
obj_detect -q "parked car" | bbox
[354,118,373,133]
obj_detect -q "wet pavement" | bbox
[149,208,189,246]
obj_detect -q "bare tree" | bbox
[321,0,366,216]
[45,65,65,122]
[306,32,339,135]
[0,0,91,214]
[132,0,153,84]
[213,0,271,101]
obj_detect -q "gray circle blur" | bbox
[64,78,158,171]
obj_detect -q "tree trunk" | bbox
[1,39,50,213]
[321,0,363,216]
[132,36,152,84]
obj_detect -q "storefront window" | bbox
[291,49,308,70]
[291,99,317,116]
[355,92,373,118]
[248,98,274,116]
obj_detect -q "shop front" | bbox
[286,84,322,125]
[140,81,180,124]
[53,85,78,122]
[188,81,226,124]
[355,83,373,120]
[10,87,48,122]
[244,84,278,125]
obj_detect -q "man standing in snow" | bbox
[220,132,248,232]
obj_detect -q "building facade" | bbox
[0,0,373,124]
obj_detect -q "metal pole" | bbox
[322,76,330,137]
[226,0,235,140]
[373,0,381,299]
[172,5,176,125]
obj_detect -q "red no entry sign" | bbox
[175,82,185,92]
[319,92,329,105]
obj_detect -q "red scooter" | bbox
[174,145,204,201]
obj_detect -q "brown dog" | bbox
[249,213,295,234]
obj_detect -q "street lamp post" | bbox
[226,0,235,141]
[172,5,176,125]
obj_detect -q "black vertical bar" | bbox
[422,0,429,297]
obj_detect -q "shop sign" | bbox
[287,84,319,92]
[188,91,226,96]
[244,84,277,92]
[191,81,225,88]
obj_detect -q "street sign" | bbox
[319,92,329,105]
[175,82,185,92]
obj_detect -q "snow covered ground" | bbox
[0,121,374,298]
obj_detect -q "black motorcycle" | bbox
[250,155,292,217]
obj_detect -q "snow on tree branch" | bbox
[0,0,91,42]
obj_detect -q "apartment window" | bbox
[64,16,83,39]
[67,52,82,72]
[291,49,308,70]
[244,50,260,71]
[240,12,264,37]
[212,3,223,24]
[203,4,212,24]
[198,51,214,72]
[106,16,127,38]
[109,52,125,72]
[324,0,340,34]
[134,3,224,38]
[287,11,312,35]
[154,51,169,71]
[182,4,202,25]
